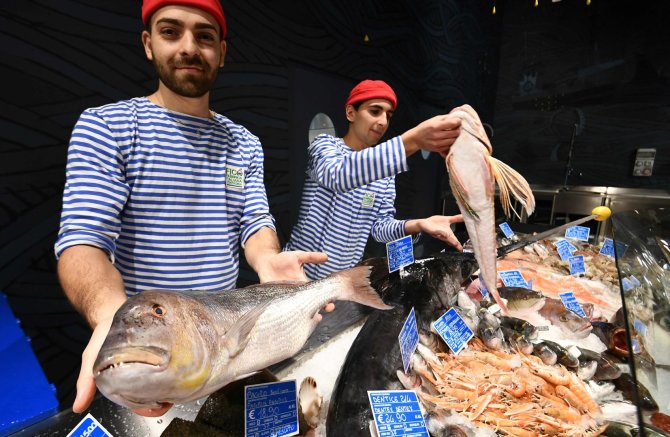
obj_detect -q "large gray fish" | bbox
[326,253,478,436]
[93,265,391,410]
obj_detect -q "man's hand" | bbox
[406,215,464,251]
[401,114,462,156]
[73,314,173,417]
[255,251,334,317]
[255,250,327,283]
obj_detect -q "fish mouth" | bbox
[93,346,169,377]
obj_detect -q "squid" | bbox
[446,105,535,314]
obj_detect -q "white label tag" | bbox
[226,166,245,190]
[361,191,376,208]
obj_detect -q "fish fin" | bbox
[331,266,393,310]
[222,301,271,358]
[446,154,479,219]
[487,156,536,219]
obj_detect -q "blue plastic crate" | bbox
[0,292,58,436]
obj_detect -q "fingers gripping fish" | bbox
[445,105,535,314]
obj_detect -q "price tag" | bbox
[245,380,298,437]
[398,308,419,374]
[479,281,489,298]
[386,236,414,273]
[368,390,429,437]
[621,277,633,291]
[498,270,529,288]
[629,275,641,287]
[634,319,648,337]
[499,222,514,238]
[67,413,113,437]
[568,255,586,275]
[558,291,587,318]
[599,238,615,257]
[614,241,629,257]
[432,308,474,355]
[565,226,590,241]
[556,244,573,261]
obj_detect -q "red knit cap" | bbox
[345,80,397,110]
[142,0,227,38]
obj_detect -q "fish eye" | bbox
[559,313,568,322]
[151,304,166,318]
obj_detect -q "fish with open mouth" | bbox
[93,265,391,410]
[445,104,535,314]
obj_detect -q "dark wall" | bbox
[0,0,497,407]
[493,0,670,188]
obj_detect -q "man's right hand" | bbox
[73,314,173,417]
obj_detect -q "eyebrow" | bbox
[155,18,218,32]
[368,104,394,114]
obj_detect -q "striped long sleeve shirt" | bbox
[285,134,410,280]
[54,97,275,295]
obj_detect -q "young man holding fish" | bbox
[285,79,466,280]
[55,0,330,418]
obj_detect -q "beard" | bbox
[152,53,219,98]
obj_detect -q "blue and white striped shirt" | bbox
[285,134,410,280]
[55,97,275,294]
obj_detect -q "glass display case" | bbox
[612,208,670,436]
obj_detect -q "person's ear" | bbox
[142,31,153,61]
[219,40,227,68]
[345,105,356,122]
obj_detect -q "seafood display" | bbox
[326,243,665,436]
[93,265,391,410]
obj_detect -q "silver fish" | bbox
[93,265,391,409]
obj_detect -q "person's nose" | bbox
[179,31,200,56]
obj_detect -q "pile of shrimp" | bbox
[412,337,607,437]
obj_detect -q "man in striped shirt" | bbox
[286,80,465,280]
[55,0,328,417]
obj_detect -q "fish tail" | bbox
[488,156,535,219]
[332,266,393,310]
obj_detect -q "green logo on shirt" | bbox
[226,166,245,190]
[362,191,376,208]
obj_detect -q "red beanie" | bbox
[142,0,227,38]
[345,80,397,110]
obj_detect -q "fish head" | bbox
[94,290,217,409]
[554,310,593,338]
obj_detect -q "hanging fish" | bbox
[445,104,535,314]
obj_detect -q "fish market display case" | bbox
[612,207,670,435]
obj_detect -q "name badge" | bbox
[226,166,245,190]
[361,191,376,208]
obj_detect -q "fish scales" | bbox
[94,264,391,410]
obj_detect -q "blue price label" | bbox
[499,222,514,238]
[565,226,590,241]
[634,319,648,336]
[386,236,414,273]
[614,240,629,257]
[629,275,641,287]
[621,277,633,291]
[556,244,573,261]
[245,380,298,437]
[398,307,419,374]
[67,414,113,437]
[498,270,528,288]
[479,281,489,298]
[599,238,615,257]
[558,291,587,318]
[368,390,429,437]
[432,307,474,355]
[568,255,586,275]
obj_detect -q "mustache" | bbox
[171,55,205,68]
